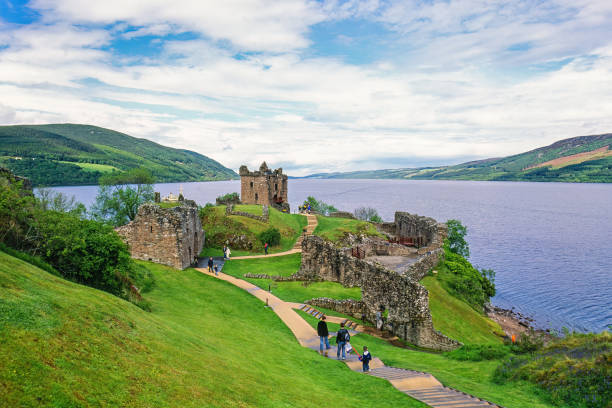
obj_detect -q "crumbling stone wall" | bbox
[296,236,459,351]
[305,298,366,320]
[329,211,355,219]
[0,167,33,193]
[239,162,289,211]
[116,200,204,270]
[226,204,269,222]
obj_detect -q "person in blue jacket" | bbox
[360,346,372,372]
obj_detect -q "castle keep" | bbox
[116,200,204,270]
[239,162,289,211]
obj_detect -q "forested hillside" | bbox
[0,124,237,186]
[305,134,612,183]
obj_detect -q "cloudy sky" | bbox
[1,0,611,175]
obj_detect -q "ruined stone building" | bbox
[116,200,204,270]
[239,162,289,211]
[294,212,459,351]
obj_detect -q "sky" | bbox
[1,0,611,175]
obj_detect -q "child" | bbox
[213,265,219,276]
[359,346,372,372]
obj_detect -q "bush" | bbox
[354,207,383,223]
[302,196,337,216]
[216,192,241,205]
[259,227,281,246]
[446,219,469,258]
[446,344,510,361]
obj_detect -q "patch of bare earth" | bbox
[524,145,611,170]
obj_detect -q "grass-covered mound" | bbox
[313,215,384,243]
[0,251,427,407]
[421,276,504,345]
[493,331,611,408]
[200,205,307,256]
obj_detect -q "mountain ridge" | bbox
[303,133,612,183]
[0,123,238,186]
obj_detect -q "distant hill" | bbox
[0,124,237,186]
[304,134,612,183]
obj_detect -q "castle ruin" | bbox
[116,200,204,270]
[294,212,460,351]
[239,162,289,211]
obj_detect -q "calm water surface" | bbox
[48,179,612,333]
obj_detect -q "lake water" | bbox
[47,179,612,333]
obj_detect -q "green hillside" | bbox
[305,133,612,183]
[0,124,237,186]
[0,251,427,408]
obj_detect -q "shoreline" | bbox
[485,303,552,339]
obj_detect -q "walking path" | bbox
[196,212,503,407]
[231,213,317,260]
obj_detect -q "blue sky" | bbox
[1,0,611,175]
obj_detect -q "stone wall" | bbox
[305,298,366,320]
[0,167,33,193]
[239,162,289,211]
[329,211,355,219]
[296,235,459,350]
[226,204,269,222]
[116,200,204,270]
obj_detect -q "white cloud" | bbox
[0,2,611,175]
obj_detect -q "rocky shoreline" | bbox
[485,303,551,339]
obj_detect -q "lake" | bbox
[47,179,612,333]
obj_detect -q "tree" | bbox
[91,168,155,226]
[446,219,470,258]
[36,188,86,217]
[354,207,383,223]
[303,196,337,216]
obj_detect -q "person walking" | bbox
[213,265,219,276]
[225,246,231,260]
[264,242,269,255]
[336,322,350,360]
[207,257,214,273]
[317,315,331,353]
[359,346,372,372]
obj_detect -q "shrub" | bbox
[259,227,281,246]
[302,196,337,215]
[216,192,241,205]
[446,344,510,361]
[354,207,383,223]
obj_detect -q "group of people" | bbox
[205,245,232,276]
[222,245,231,260]
[317,316,372,372]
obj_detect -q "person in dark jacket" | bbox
[359,346,372,372]
[317,315,330,353]
[207,257,214,273]
[336,322,350,360]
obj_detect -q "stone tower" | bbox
[115,200,204,270]
[239,162,289,211]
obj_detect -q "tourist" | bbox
[317,315,331,353]
[222,245,227,259]
[336,322,350,360]
[226,246,231,260]
[264,242,269,255]
[359,346,372,372]
[214,265,219,276]
[307,204,311,214]
[207,257,214,273]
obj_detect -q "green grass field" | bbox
[0,251,427,407]
[421,276,504,345]
[314,215,384,242]
[58,161,119,173]
[200,206,307,256]
[221,254,362,303]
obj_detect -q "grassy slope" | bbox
[0,124,237,186]
[297,308,560,408]
[221,254,362,303]
[421,276,504,345]
[201,206,307,256]
[0,251,426,408]
[314,215,385,242]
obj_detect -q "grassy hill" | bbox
[0,124,237,186]
[304,133,612,183]
[0,251,428,407]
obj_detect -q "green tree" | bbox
[36,188,86,217]
[91,168,155,226]
[303,196,337,216]
[446,219,470,258]
[0,179,36,248]
[354,206,383,222]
